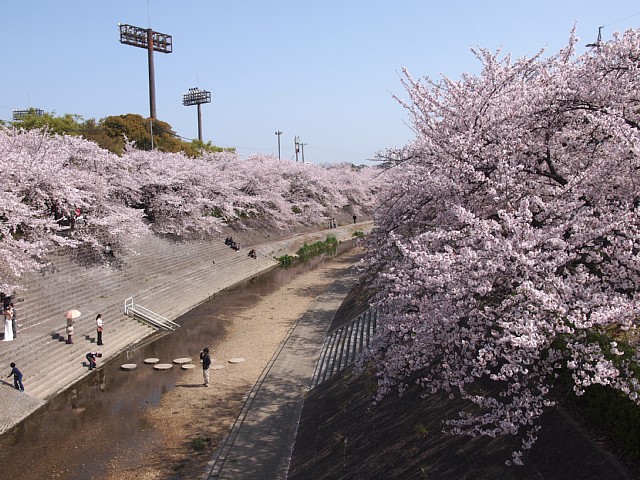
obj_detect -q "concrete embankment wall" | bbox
[0,222,372,435]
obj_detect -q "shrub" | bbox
[277,255,295,267]
[191,437,208,451]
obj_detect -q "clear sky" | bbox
[1,1,639,165]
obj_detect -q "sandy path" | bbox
[104,249,362,479]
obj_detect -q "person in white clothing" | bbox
[3,306,14,341]
[96,313,104,346]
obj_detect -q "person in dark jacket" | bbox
[0,292,11,310]
[7,362,24,391]
[86,352,101,370]
[200,347,212,387]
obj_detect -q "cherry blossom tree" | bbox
[0,126,377,292]
[0,127,148,292]
[361,28,640,464]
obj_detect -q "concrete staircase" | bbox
[0,222,373,434]
[310,309,377,388]
[1,237,279,399]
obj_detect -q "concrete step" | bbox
[311,309,377,388]
[26,321,156,400]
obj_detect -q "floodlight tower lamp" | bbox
[118,23,173,120]
[12,108,44,120]
[181,87,212,142]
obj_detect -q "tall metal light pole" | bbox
[294,136,300,163]
[118,23,173,120]
[12,108,44,120]
[275,130,282,159]
[182,88,212,142]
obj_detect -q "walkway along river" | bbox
[0,242,357,479]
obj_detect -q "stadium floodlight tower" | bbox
[182,87,211,142]
[12,108,44,120]
[118,23,173,120]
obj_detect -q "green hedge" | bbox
[276,235,339,267]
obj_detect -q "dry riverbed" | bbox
[103,249,362,479]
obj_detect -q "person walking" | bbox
[96,314,104,346]
[7,362,24,391]
[200,347,211,387]
[353,214,357,224]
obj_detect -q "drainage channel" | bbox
[0,242,355,479]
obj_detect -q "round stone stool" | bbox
[228,358,245,364]
[181,363,196,370]
[144,358,160,364]
[121,364,137,371]
[153,363,173,370]
[173,357,192,364]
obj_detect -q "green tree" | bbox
[12,111,82,135]
[10,110,233,157]
[100,114,183,153]
[185,139,236,158]
[79,118,123,154]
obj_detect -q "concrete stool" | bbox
[153,363,173,370]
[173,357,192,364]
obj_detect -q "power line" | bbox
[304,144,371,156]
[603,11,640,28]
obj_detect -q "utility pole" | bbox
[586,26,604,49]
[294,136,300,163]
[300,142,307,163]
[275,130,283,159]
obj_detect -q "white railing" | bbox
[124,297,180,331]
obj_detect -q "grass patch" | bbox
[276,254,295,267]
[277,235,339,267]
[191,437,209,451]
[414,423,429,438]
[296,235,338,261]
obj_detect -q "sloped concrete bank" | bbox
[287,286,638,480]
[0,222,372,436]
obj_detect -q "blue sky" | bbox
[1,1,639,165]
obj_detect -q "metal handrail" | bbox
[124,297,179,331]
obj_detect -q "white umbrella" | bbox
[65,309,82,320]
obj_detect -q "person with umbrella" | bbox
[65,310,81,344]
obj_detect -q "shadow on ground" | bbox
[288,286,638,480]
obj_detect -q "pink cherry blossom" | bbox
[360,27,640,463]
